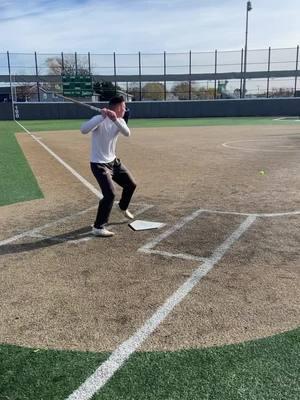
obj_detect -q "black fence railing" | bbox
[0,46,299,100]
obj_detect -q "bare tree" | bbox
[16,84,34,102]
[171,82,189,100]
[142,82,164,100]
[128,84,141,101]
[197,87,215,100]
[171,82,199,100]
[46,56,90,75]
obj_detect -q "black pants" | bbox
[91,159,136,229]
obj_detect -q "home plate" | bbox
[129,220,166,231]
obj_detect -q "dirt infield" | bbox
[0,124,299,352]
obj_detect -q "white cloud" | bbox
[0,0,299,54]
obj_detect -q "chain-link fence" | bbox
[0,47,299,102]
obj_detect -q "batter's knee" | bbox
[103,189,116,203]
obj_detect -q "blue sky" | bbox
[0,0,299,53]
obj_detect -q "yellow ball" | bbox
[259,170,265,175]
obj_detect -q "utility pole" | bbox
[242,1,253,98]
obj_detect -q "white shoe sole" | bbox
[92,228,114,237]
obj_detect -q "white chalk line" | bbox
[15,122,151,210]
[15,121,101,198]
[9,121,154,246]
[140,249,207,262]
[138,209,206,262]
[1,204,297,249]
[273,117,300,121]
[15,120,299,218]
[27,232,92,245]
[65,214,256,400]
[13,121,300,400]
[199,209,300,218]
[138,209,205,252]
[56,203,154,245]
[15,121,151,213]
[0,203,153,248]
[0,206,97,247]
[222,135,300,152]
[138,207,300,262]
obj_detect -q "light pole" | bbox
[243,1,252,98]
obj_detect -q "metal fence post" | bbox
[88,52,91,75]
[7,51,15,120]
[294,45,299,96]
[61,52,64,74]
[75,52,78,75]
[266,46,271,98]
[138,51,142,101]
[164,51,167,101]
[240,48,244,98]
[214,49,218,99]
[34,51,40,102]
[189,51,192,100]
[242,2,252,97]
[113,52,117,94]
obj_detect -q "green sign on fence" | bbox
[62,75,93,97]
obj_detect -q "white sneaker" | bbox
[123,209,134,219]
[118,206,134,219]
[92,227,115,237]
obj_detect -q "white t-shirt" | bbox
[80,115,130,163]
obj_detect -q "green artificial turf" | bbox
[95,327,300,400]
[0,116,297,206]
[0,328,298,400]
[0,121,43,206]
[16,116,296,131]
[128,116,294,128]
[0,344,109,400]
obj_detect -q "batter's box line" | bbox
[138,209,207,261]
[30,203,153,246]
[66,214,257,400]
[27,231,91,244]
[0,206,97,247]
[0,203,154,247]
[138,206,300,262]
[141,249,206,262]
[197,208,300,218]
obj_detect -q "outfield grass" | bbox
[0,121,43,206]
[0,328,299,400]
[12,116,296,132]
[128,116,297,128]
